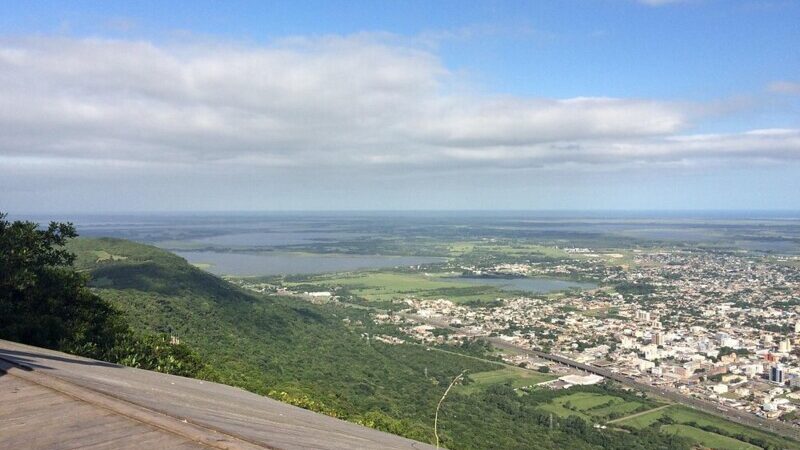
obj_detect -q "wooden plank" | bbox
[1,339,438,450]
[0,375,208,450]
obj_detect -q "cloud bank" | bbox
[0,35,797,179]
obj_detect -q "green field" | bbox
[446,240,638,266]
[660,424,760,450]
[538,392,651,422]
[447,242,573,259]
[287,272,507,302]
[458,367,555,394]
[617,405,799,449]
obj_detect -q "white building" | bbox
[620,335,636,349]
[643,345,659,361]
[711,384,729,394]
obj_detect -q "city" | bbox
[254,245,800,430]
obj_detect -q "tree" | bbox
[0,213,203,376]
[0,214,115,349]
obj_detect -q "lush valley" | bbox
[64,236,700,449]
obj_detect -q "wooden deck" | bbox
[0,340,436,450]
[0,375,207,449]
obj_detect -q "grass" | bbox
[458,367,555,395]
[539,400,593,421]
[287,271,507,303]
[581,306,623,319]
[538,392,650,422]
[447,241,573,259]
[660,424,760,450]
[446,240,639,267]
[591,400,646,418]
[617,405,799,449]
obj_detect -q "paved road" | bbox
[0,339,436,450]
[488,338,800,442]
[403,313,800,443]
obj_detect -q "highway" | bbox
[404,313,800,443]
[488,338,800,441]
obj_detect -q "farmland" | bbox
[286,272,506,303]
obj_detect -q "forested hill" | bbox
[67,238,493,444]
[66,238,695,449]
[70,237,248,302]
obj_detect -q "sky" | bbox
[1,0,799,212]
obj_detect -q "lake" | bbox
[175,251,444,276]
[445,276,596,294]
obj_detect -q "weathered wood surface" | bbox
[0,374,208,449]
[0,340,436,450]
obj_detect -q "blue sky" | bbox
[1,0,799,212]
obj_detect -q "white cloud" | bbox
[0,35,796,178]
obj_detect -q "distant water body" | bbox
[175,251,443,276]
[446,276,596,294]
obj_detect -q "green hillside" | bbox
[65,238,704,449]
[69,238,496,442]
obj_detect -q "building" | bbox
[620,335,636,349]
[558,374,604,386]
[770,364,786,384]
[779,339,792,353]
[711,384,729,394]
[638,359,656,371]
[653,332,665,346]
[719,353,738,364]
[721,337,740,348]
[635,310,651,322]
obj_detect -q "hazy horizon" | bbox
[1,0,798,212]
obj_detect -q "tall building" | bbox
[653,332,665,346]
[770,364,786,384]
[779,338,792,353]
[635,310,651,322]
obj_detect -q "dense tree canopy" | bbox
[0,213,202,376]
